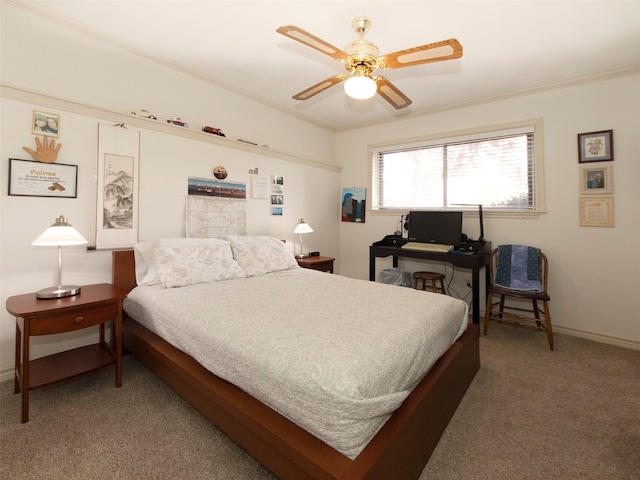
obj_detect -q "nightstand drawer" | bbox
[29,303,119,336]
[296,256,335,273]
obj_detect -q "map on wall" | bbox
[186,195,247,238]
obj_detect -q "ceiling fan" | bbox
[276,16,463,109]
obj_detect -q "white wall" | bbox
[336,72,640,348]
[0,4,340,375]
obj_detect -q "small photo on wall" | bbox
[32,110,60,137]
[579,164,612,194]
[271,175,284,194]
[271,206,283,216]
[341,187,366,223]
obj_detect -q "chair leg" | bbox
[498,295,505,322]
[544,301,553,351]
[483,292,493,335]
[532,299,543,329]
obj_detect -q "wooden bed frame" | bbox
[112,249,480,480]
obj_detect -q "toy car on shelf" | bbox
[127,109,157,119]
[167,116,188,127]
[202,126,226,137]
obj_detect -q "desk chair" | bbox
[483,245,553,350]
[412,271,447,294]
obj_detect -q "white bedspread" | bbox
[124,268,468,458]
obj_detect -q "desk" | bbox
[369,242,491,324]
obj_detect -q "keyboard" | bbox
[401,242,454,253]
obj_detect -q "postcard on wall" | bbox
[188,177,247,199]
[272,175,284,194]
[341,187,366,223]
[251,175,269,199]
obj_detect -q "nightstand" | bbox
[6,283,127,423]
[296,256,335,273]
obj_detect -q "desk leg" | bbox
[369,249,375,281]
[20,318,30,423]
[471,268,480,325]
[14,321,21,395]
[115,305,122,388]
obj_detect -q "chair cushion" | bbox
[495,245,542,291]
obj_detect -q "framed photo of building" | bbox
[579,164,612,194]
[578,130,613,163]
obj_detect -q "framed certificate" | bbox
[579,197,614,227]
[8,158,77,198]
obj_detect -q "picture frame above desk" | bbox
[369,241,491,325]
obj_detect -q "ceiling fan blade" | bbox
[276,25,350,62]
[378,38,463,69]
[374,76,412,109]
[292,75,346,101]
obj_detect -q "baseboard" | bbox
[0,367,13,384]
[552,326,640,351]
[476,310,640,351]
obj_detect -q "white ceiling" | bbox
[25,0,640,131]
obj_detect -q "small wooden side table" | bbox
[296,256,335,273]
[6,283,127,423]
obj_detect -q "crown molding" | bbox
[0,83,341,173]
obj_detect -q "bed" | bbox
[112,236,480,480]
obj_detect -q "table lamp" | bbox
[293,218,313,259]
[32,215,88,299]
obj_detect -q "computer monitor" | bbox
[407,211,463,245]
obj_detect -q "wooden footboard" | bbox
[113,249,479,480]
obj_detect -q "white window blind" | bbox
[371,121,543,213]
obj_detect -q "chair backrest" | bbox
[489,245,548,293]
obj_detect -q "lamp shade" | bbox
[32,215,88,299]
[293,218,313,234]
[32,215,88,246]
[344,73,377,100]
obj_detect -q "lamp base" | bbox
[295,253,310,259]
[36,285,82,299]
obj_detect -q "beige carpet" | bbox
[1,322,638,480]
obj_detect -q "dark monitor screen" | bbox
[407,211,463,245]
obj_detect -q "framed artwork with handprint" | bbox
[578,130,613,163]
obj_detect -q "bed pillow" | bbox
[227,235,299,276]
[134,237,232,286]
[152,244,246,288]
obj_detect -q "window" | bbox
[370,119,545,215]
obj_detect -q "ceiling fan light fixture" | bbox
[344,73,377,100]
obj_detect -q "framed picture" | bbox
[578,130,613,163]
[96,123,140,249]
[32,110,60,137]
[579,164,612,194]
[8,158,77,198]
[579,197,614,227]
[341,187,366,223]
